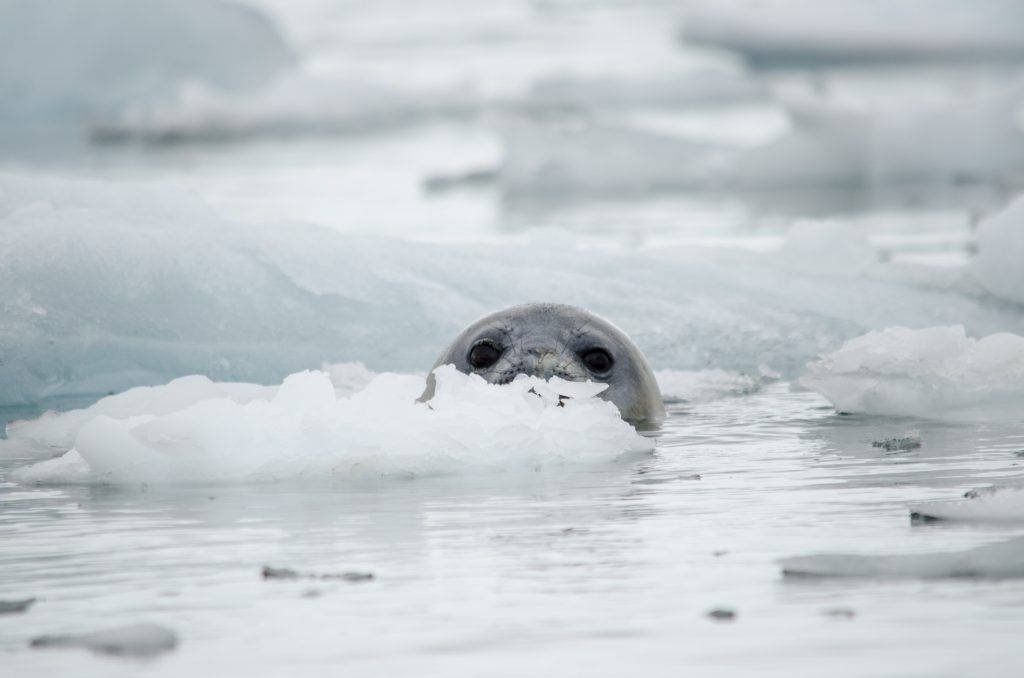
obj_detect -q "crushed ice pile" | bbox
[800,326,1024,419]
[780,537,1024,579]
[6,174,1024,407]
[7,366,651,485]
[911,485,1024,523]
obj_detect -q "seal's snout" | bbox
[521,349,587,381]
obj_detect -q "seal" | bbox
[420,303,665,426]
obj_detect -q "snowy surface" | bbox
[800,326,1024,419]
[781,537,1024,579]
[911,485,1024,523]
[683,0,1024,65]
[9,366,649,485]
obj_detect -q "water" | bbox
[3,387,1024,676]
[3,0,1024,673]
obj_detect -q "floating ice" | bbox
[911,485,1024,523]
[974,195,1024,305]
[682,0,1024,66]
[91,71,480,144]
[499,93,1024,196]
[800,326,1024,419]
[0,0,292,125]
[781,537,1024,579]
[30,623,178,657]
[5,174,1024,407]
[10,366,651,485]
[523,70,764,111]
[92,67,766,144]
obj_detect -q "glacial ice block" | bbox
[800,326,1024,419]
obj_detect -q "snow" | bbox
[974,195,1024,305]
[682,0,1024,65]
[911,485,1024,523]
[0,0,292,125]
[499,93,1024,196]
[780,536,1024,579]
[10,366,650,485]
[5,174,1024,408]
[800,326,1024,419]
[30,623,178,657]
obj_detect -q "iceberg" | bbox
[10,366,651,485]
[800,326,1024,419]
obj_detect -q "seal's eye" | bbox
[580,348,613,374]
[468,342,502,369]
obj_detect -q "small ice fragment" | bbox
[781,536,1024,579]
[823,608,856,619]
[910,485,1024,523]
[705,608,737,622]
[0,598,36,614]
[262,566,374,582]
[30,623,178,657]
[871,431,921,453]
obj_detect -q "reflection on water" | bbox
[3,385,1024,676]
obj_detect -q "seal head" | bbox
[421,303,665,426]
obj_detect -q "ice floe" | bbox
[800,326,1024,419]
[682,0,1024,66]
[780,536,1024,579]
[10,366,651,485]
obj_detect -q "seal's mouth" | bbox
[490,350,589,385]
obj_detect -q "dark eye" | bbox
[580,348,613,374]
[468,342,502,369]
